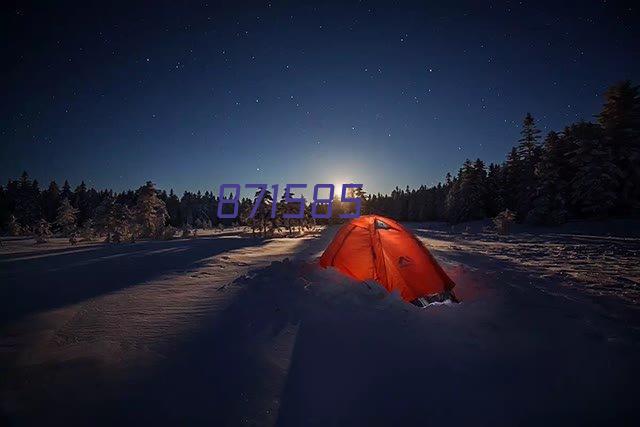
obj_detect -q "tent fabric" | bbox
[319,215,456,302]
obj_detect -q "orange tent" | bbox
[319,215,456,303]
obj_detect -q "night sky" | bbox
[2,1,639,196]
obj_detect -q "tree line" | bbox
[0,176,327,241]
[363,80,640,225]
[0,80,638,241]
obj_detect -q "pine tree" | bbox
[94,193,115,236]
[277,190,300,236]
[445,159,486,223]
[514,113,542,219]
[60,180,72,200]
[517,113,542,159]
[566,122,620,217]
[42,181,61,223]
[109,203,134,243]
[56,198,78,236]
[7,214,22,236]
[485,163,505,217]
[14,171,40,228]
[165,189,182,227]
[597,80,640,212]
[493,209,516,234]
[73,181,92,225]
[253,189,274,237]
[34,219,52,243]
[93,193,134,242]
[135,181,168,238]
[527,131,569,224]
[79,219,95,241]
[502,147,521,212]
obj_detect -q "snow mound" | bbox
[231,258,456,316]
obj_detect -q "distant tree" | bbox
[135,181,168,238]
[94,193,115,236]
[346,186,367,216]
[7,214,22,236]
[14,171,40,228]
[56,198,78,236]
[277,190,298,236]
[445,159,486,223]
[493,209,516,234]
[162,225,177,240]
[34,219,52,243]
[597,80,640,212]
[41,181,60,223]
[73,181,95,225]
[502,147,521,212]
[528,131,569,224]
[566,122,620,218]
[94,194,134,243]
[181,223,193,238]
[517,113,542,159]
[60,180,72,201]
[165,189,182,227]
[514,113,542,218]
[485,163,505,217]
[252,188,275,237]
[108,203,134,243]
[302,198,315,231]
[79,219,95,241]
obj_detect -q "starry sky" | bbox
[2,1,639,196]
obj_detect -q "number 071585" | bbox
[216,184,363,219]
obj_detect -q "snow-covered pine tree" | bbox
[34,219,52,243]
[94,193,115,236]
[597,80,640,212]
[56,197,78,236]
[493,209,516,234]
[253,188,274,237]
[7,214,22,236]
[277,190,297,236]
[109,203,134,243]
[566,121,620,218]
[79,219,95,241]
[303,198,315,231]
[181,223,193,238]
[135,181,168,238]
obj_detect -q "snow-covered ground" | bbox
[1,222,639,425]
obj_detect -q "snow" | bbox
[1,222,639,425]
